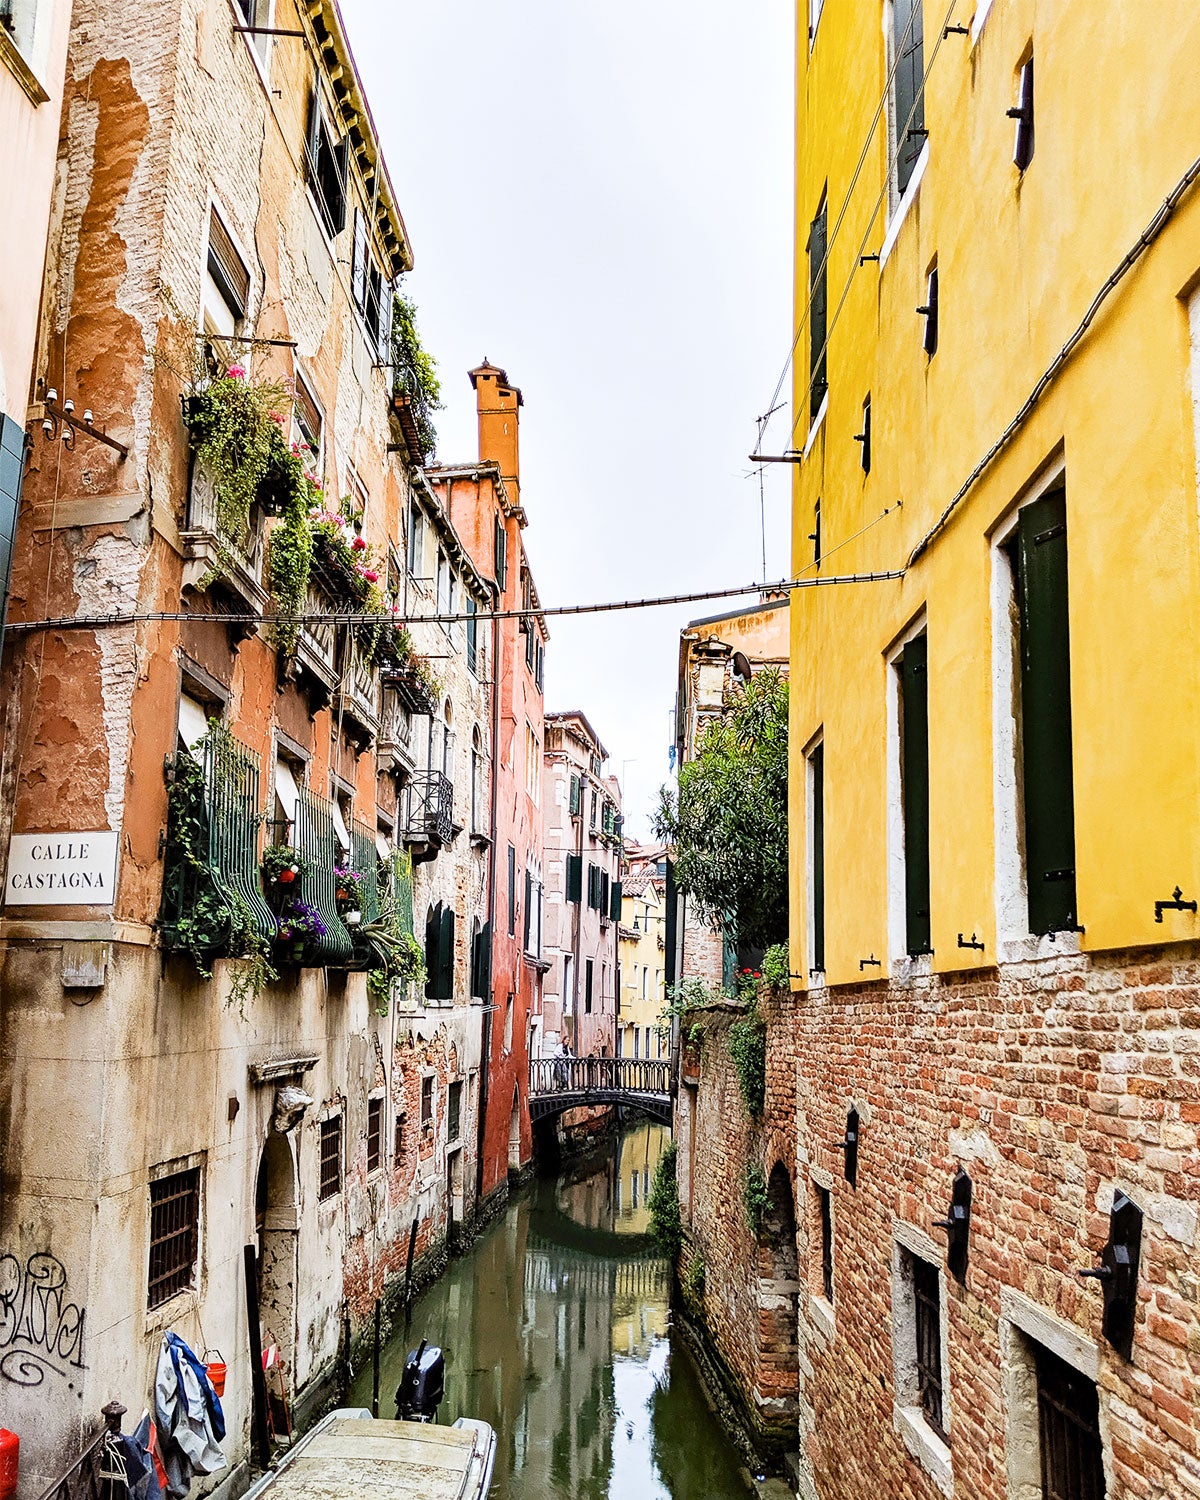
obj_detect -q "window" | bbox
[494,513,508,592]
[234,0,272,64]
[351,208,393,362]
[899,633,931,956]
[1034,1344,1104,1500]
[919,264,938,357]
[811,499,822,570]
[420,1077,434,1131]
[569,774,581,816]
[503,993,514,1052]
[148,1166,200,1309]
[1006,485,1076,936]
[470,918,492,1000]
[293,370,323,476]
[913,1256,946,1439]
[566,853,582,904]
[808,195,828,423]
[525,724,541,804]
[466,598,478,675]
[470,728,482,833]
[535,640,545,694]
[367,1097,383,1175]
[394,1109,405,1165]
[600,870,611,918]
[585,959,594,1013]
[589,791,597,832]
[808,0,823,43]
[1011,56,1035,171]
[408,504,423,576]
[817,1185,834,1303]
[563,954,574,1014]
[448,1081,463,1143]
[424,901,455,1000]
[304,81,348,239]
[807,741,825,973]
[587,863,602,910]
[523,868,533,951]
[634,1027,640,1059]
[508,845,517,936]
[856,393,871,474]
[205,209,249,334]
[0,0,39,59]
[319,1115,342,1202]
[890,0,926,197]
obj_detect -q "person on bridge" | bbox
[555,1040,572,1090]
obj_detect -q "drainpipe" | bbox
[475,564,502,1203]
[572,769,584,1050]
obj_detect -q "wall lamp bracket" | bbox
[233,24,307,37]
[1155,887,1197,923]
[1077,1189,1142,1359]
[957,932,986,952]
[943,23,970,37]
[933,1167,973,1283]
[859,954,881,971]
[853,431,869,446]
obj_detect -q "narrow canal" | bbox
[350,1119,749,1498]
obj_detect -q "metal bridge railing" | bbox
[529,1056,672,1098]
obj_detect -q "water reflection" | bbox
[352,1120,747,1499]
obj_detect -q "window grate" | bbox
[148,1167,200,1309]
[448,1081,462,1143]
[913,1256,945,1439]
[394,1110,405,1165]
[1036,1345,1105,1500]
[818,1186,834,1303]
[421,1076,434,1127]
[367,1097,383,1175]
[319,1116,342,1201]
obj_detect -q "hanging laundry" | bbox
[116,1414,164,1500]
[153,1333,226,1498]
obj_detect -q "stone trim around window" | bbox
[0,24,49,105]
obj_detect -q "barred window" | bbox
[367,1097,383,1176]
[421,1076,434,1128]
[913,1256,946,1439]
[394,1110,406,1165]
[148,1167,200,1309]
[319,1115,342,1201]
[448,1081,463,1143]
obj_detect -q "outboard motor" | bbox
[395,1340,445,1422]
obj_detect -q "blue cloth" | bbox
[165,1332,225,1441]
[119,1414,164,1500]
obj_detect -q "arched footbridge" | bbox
[529,1056,672,1125]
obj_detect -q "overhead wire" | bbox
[753,0,947,453]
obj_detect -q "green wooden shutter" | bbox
[894,0,925,193]
[811,745,825,971]
[569,775,581,816]
[424,903,440,1000]
[480,919,492,998]
[601,871,610,915]
[1016,487,1076,935]
[610,880,623,922]
[466,599,478,674]
[494,515,507,591]
[439,905,455,999]
[808,202,828,422]
[901,634,932,956]
[566,853,582,903]
[507,845,516,936]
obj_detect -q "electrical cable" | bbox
[753,0,960,454]
[1,570,905,639]
[909,148,1200,564]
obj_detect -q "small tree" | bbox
[654,667,788,952]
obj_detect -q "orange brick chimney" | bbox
[469,359,523,508]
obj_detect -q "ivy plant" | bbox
[648,1140,683,1259]
[391,290,442,457]
[744,1163,769,1239]
[729,1003,767,1116]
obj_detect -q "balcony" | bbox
[378,688,416,776]
[384,658,439,717]
[403,770,454,864]
[292,579,339,706]
[160,728,276,965]
[181,462,268,629]
[336,652,382,749]
[291,785,355,965]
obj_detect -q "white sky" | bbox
[347,0,796,838]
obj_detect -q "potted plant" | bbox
[334,865,364,925]
[274,900,327,963]
[262,844,310,898]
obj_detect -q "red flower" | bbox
[361,569,379,584]
[753,971,761,978]
[227,364,246,379]
[278,868,296,885]
[352,536,367,552]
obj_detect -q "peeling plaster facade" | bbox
[0,0,494,1488]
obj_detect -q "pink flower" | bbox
[227,364,246,379]
[361,569,379,584]
[268,411,285,425]
[352,536,367,552]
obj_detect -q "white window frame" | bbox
[1,0,53,83]
[989,455,1079,961]
[808,0,824,48]
[200,197,253,341]
[292,367,325,485]
[880,0,930,268]
[230,0,275,82]
[805,729,826,984]
[885,612,931,977]
[891,1221,953,1496]
[807,1164,836,1340]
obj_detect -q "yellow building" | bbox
[618,854,668,1061]
[780,3,1200,1497]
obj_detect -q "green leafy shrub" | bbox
[729,1004,767,1116]
[761,943,790,993]
[392,290,442,457]
[682,1253,706,1309]
[744,1163,768,1239]
[648,1141,683,1259]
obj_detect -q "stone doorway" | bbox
[256,1131,299,1379]
[508,1087,522,1174]
[756,1162,800,1432]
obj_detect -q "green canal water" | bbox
[350,1120,749,1499]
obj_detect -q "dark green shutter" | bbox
[811,745,825,972]
[438,905,455,999]
[507,845,516,936]
[601,871,610,915]
[569,775,581,816]
[480,919,492,998]
[351,209,368,311]
[466,599,478,674]
[566,853,582,904]
[893,0,925,194]
[1016,487,1076,935]
[495,515,507,591]
[808,202,828,422]
[523,869,532,949]
[901,634,931,956]
[424,903,440,1000]
[610,880,623,922]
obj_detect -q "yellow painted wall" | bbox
[620,880,668,1056]
[788,0,1200,985]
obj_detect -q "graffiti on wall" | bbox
[0,1252,87,1385]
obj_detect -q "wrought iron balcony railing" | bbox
[292,785,354,965]
[181,462,266,616]
[161,728,276,961]
[403,770,453,851]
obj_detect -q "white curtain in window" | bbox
[331,796,351,854]
[178,694,210,751]
[274,757,301,826]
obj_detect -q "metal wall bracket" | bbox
[934,1167,972,1283]
[957,932,985,951]
[1078,1189,1142,1359]
[859,954,881,971]
[1155,887,1197,923]
[836,1107,860,1189]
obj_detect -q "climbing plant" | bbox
[729,1002,767,1117]
[654,667,789,951]
[391,289,442,457]
[743,1162,769,1239]
[761,942,790,993]
[648,1140,683,1259]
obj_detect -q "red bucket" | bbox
[204,1351,227,1398]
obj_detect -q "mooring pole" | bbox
[404,1216,419,1331]
[243,1243,271,1468]
[372,1298,382,1418]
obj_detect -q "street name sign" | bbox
[4,832,120,907]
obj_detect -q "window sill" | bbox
[890,951,933,986]
[880,141,930,271]
[996,929,1082,965]
[971,0,996,46]
[0,27,49,105]
[144,1285,199,1337]
[892,1405,952,1496]
[802,392,828,460]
